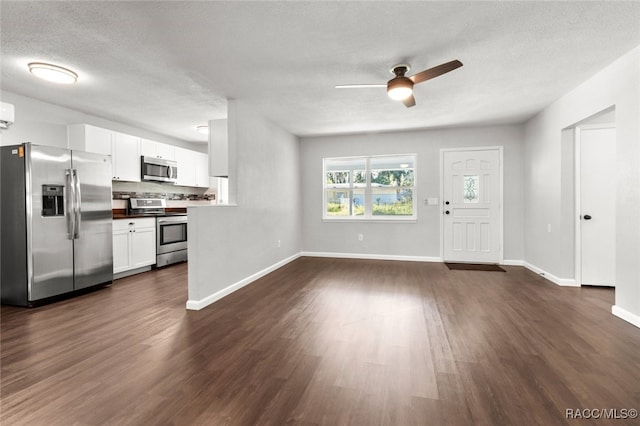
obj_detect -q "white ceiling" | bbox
[1,1,639,143]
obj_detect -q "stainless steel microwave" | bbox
[141,156,177,183]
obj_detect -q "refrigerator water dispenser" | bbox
[42,185,64,216]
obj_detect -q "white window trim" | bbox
[322,154,417,222]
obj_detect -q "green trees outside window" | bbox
[324,154,416,220]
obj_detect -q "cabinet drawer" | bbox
[113,218,156,231]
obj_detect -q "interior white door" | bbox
[443,149,501,263]
[580,126,616,286]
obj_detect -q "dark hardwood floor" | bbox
[1,257,639,425]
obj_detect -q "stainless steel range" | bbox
[156,215,188,267]
[128,198,188,267]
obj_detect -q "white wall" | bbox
[187,100,302,308]
[523,46,640,326]
[0,91,202,151]
[300,125,525,261]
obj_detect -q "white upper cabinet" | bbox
[70,124,207,186]
[195,152,209,187]
[174,148,209,188]
[140,138,157,157]
[69,124,140,182]
[156,143,175,161]
[216,177,229,204]
[141,138,175,161]
[209,119,228,177]
[83,125,113,156]
[113,132,141,182]
[175,147,196,187]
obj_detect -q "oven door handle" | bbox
[157,217,187,225]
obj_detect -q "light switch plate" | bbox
[427,197,439,205]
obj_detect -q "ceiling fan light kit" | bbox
[387,78,414,101]
[337,59,463,108]
[387,64,414,101]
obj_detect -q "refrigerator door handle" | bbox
[66,169,76,240]
[73,169,81,239]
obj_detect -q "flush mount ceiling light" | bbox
[196,125,209,135]
[28,62,78,84]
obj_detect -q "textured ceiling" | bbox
[1,1,639,143]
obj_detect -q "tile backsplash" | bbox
[112,180,215,201]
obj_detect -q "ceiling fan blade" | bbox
[402,95,416,108]
[335,84,386,89]
[410,60,463,84]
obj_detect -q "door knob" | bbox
[583,214,592,220]
[445,201,450,205]
[445,210,450,215]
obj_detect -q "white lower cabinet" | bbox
[113,218,156,274]
[112,230,131,273]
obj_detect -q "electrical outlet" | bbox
[358,234,364,241]
[277,239,281,248]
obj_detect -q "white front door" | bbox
[442,149,501,263]
[579,126,616,286]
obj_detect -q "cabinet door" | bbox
[195,152,209,187]
[140,138,157,158]
[156,143,175,160]
[112,229,131,273]
[85,125,114,156]
[130,227,156,268]
[175,147,196,186]
[141,139,175,161]
[113,132,141,182]
[209,119,228,177]
[217,177,229,204]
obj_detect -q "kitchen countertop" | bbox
[112,208,187,220]
[112,199,216,209]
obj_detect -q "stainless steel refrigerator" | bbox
[1,143,113,306]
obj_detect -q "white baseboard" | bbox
[612,305,640,329]
[300,251,442,263]
[185,253,580,311]
[522,261,578,286]
[186,253,301,311]
[302,253,526,266]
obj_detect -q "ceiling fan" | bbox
[336,60,463,108]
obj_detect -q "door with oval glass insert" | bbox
[442,149,501,263]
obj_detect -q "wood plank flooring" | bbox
[1,257,639,425]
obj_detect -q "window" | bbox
[324,154,416,220]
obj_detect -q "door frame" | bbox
[439,146,504,264]
[574,123,616,287]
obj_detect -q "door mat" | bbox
[445,263,506,272]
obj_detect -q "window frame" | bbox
[322,153,417,222]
